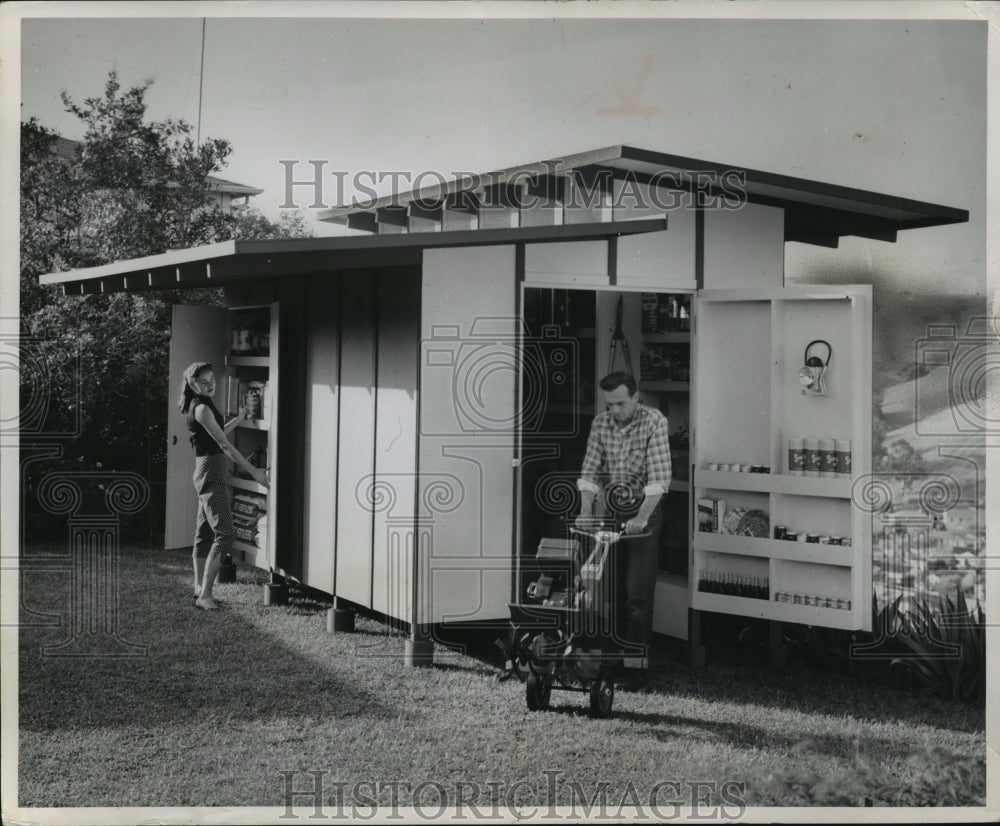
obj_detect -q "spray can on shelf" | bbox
[804,439,821,477]
[788,437,806,475]
[835,439,853,476]
[819,439,837,477]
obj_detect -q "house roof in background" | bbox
[205,176,263,197]
[46,134,263,196]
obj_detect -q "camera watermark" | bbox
[14,472,150,658]
[0,330,83,443]
[913,317,1000,437]
[278,160,747,213]
[278,769,747,820]
[850,468,987,661]
[421,318,579,438]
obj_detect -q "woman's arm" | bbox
[223,402,248,434]
[194,405,269,488]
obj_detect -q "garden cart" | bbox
[503,525,649,718]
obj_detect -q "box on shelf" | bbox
[229,378,269,420]
[639,344,690,382]
[640,293,691,334]
[697,497,726,533]
[720,506,770,537]
[232,492,267,518]
[229,309,271,356]
[233,514,260,544]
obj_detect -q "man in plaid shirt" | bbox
[576,371,671,689]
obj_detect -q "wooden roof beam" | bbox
[478,182,522,230]
[521,174,566,227]
[346,212,377,233]
[442,190,479,232]
[407,201,443,233]
[565,166,614,225]
[376,206,408,235]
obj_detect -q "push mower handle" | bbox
[569,525,651,541]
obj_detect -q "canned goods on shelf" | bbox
[804,438,821,477]
[787,437,806,476]
[784,532,799,542]
[774,525,787,540]
[806,534,820,543]
[818,536,831,545]
[835,439,852,475]
[819,439,837,477]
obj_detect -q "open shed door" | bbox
[690,286,873,631]
[165,305,228,550]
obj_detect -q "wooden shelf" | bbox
[227,355,270,368]
[642,332,691,344]
[545,403,591,415]
[234,418,270,431]
[693,532,853,566]
[695,470,851,498]
[656,571,689,588]
[691,591,772,618]
[692,591,858,629]
[643,380,690,392]
[228,476,267,494]
[232,538,262,555]
[231,539,264,566]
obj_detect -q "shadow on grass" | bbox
[19,546,394,733]
[647,662,985,735]
[426,623,984,736]
[615,708,920,763]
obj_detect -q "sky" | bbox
[14,9,988,307]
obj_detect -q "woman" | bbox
[178,361,269,610]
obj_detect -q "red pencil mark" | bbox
[597,55,662,118]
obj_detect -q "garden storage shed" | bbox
[40,145,968,662]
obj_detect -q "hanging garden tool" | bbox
[799,339,832,396]
[607,296,634,376]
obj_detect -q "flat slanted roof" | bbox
[39,218,667,295]
[319,144,969,247]
[39,144,968,295]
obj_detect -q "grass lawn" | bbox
[17,543,986,811]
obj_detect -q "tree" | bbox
[20,71,310,541]
[880,438,927,475]
[60,72,236,260]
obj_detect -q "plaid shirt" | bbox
[577,404,672,511]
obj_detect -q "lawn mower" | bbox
[500,524,648,718]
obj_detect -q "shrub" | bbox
[890,586,986,702]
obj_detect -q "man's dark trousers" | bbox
[613,505,661,669]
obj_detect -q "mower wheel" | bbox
[526,670,551,711]
[589,672,614,718]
